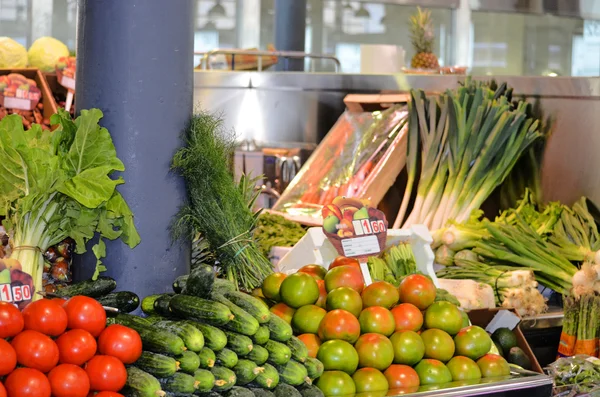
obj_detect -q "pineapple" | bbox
[410,7,439,70]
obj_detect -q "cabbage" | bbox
[27,37,69,72]
[0,37,28,68]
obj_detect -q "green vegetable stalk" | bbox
[0,109,140,300]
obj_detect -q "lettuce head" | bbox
[28,36,69,72]
[0,37,28,68]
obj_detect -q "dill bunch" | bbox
[171,111,272,290]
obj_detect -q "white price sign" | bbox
[0,283,32,303]
[341,235,381,257]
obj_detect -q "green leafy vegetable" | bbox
[0,109,140,296]
[254,213,306,258]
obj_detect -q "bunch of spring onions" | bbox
[393,80,542,230]
[368,243,417,286]
[436,258,547,316]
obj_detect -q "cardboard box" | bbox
[0,68,57,124]
[468,308,544,374]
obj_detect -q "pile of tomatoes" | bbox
[0,296,142,397]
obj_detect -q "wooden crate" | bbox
[0,68,57,124]
[344,93,410,113]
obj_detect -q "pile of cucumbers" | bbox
[112,264,325,397]
[53,276,141,313]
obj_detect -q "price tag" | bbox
[55,56,76,112]
[322,196,388,286]
[0,74,41,111]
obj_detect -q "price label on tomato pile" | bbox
[0,259,34,308]
[56,56,76,112]
[322,196,388,285]
[0,73,42,111]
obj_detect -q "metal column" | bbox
[274,0,307,71]
[75,0,193,297]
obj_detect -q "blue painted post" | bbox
[274,0,307,71]
[74,0,193,296]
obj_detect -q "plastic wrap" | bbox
[548,355,600,396]
[273,105,408,222]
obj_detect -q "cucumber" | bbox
[159,372,199,395]
[275,360,310,386]
[176,350,200,374]
[124,366,164,397]
[153,320,205,352]
[210,366,236,392]
[182,264,215,298]
[169,295,233,326]
[224,290,271,324]
[273,383,301,397]
[297,384,325,397]
[172,275,188,294]
[303,357,323,380]
[108,313,152,327]
[252,363,279,390]
[224,331,254,356]
[210,293,260,336]
[97,291,140,313]
[216,348,239,369]
[134,351,180,378]
[154,295,174,317]
[286,336,308,363]
[265,340,291,366]
[252,326,270,345]
[232,359,264,385]
[223,386,255,397]
[188,322,227,351]
[197,347,216,369]
[55,276,117,298]
[194,392,220,397]
[192,368,215,393]
[249,388,276,397]
[266,314,293,342]
[109,314,186,356]
[142,294,166,315]
[246,344,269,365]
[213,278,237,294]
[143,315,166,324]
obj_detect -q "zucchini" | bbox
[224,290,271,324]
[134,351,180,378]
[153,320,205,352]
[188,322,227,351]
[55,276,117,298]
[159,372,199,395]
[110,314,186,356]
[197,347,216,369]
[124,366,164,397]
[266,314,293,342]
[223,386,255,397]
[169,295,233,326]
[286,336,308,363]
[210,366,236,392]
[246,344,269,365]
[265,340,291,366]
[192,368,215,393]
[182,264,215,298]
[154,294,175,317]
[172,275,188,294]
[224,331,254,356]
[97,291,140,313]
[303,357,323,380]
[252,325,270,345]
[297,384,325,397]
[176,350,200,374]
[213,278,237,294]
[216,348,239,369]
[252,363,279,390]
[273,383,301,397]
[142,294,166,315]
[232,359,264,385]
[249,388,276,397]
[275,360,310,386]
[210,293,260,336]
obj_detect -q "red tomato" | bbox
[11,330,60,373]
[398,274,436,310]
[56,329,97,365]
[48,364,91,397]
[85,355,127,392]
[0,338,17,376]
[5,368,51,397]
[329,256,361,270]
[64,296,106,337]
[0,382,6,397]
[98,324,142,364]
[22,299,68,336]
[0,301,24,338]
[53,297,68,305]
[90,393,124,397]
